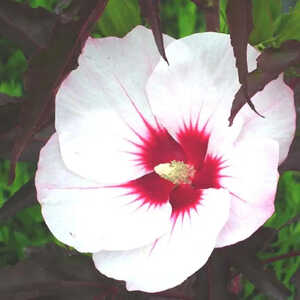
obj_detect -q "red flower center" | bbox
[119,119,225,222]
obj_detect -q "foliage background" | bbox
[0,0,299,299]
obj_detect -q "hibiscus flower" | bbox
[35,26,295,293]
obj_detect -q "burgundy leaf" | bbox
[191,0,219,32]
[54,0,73,15]
[229,41,300,125]
[9,0,109,183]
[0,244,119,300]
[0,179,35,224]
[0,125,52,163]
[190,0,202,5]
[227,0,253,86]
[0,0,57,58]
[292,268,300,300]
[0,93,21,106]
[0,94,22,135]
[139,0,168,63]
[207,251,232,300]
[221,244,291,300]
[227,0,258,119]
[257,41,300,74]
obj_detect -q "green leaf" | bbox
[266,171,300,228]
[16,205,43,224]
[93,0,141,37]
[243,279,255,298]
[0,226,10,243]
[0,44,27,96]
[257,172,300,299]
[177,2,198,37]
[250,0,282,45]
[160,0,205,38]
[273,3,300,45]
[0,160,34,207]
[219,0,229,33]
[14,0,59,11]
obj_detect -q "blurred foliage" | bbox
[252,0,300,49]
[249,0,282,45]
[219,0,229,34]
[93,0,141,38]
[272,1,300,46]
[160,0,205,38]
[0,161,34,208]
[92,0,206,39]
[0,0,299,299]
[261,172,300,299]
[267,171,300,229]
[0,160,46,267]
[0,0,55,267]
[219,0,300,49]
[13,0,59,10]
[0,39,27,96]
[242,171,300,299]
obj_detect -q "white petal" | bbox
[36,134,172,252]
[55,26,175,184]
[235,74,296,164]
[216,136,279,247]
[146,32,258,143]
[36,134,94,191]
[93,188,230,293]
[146,32,295,165]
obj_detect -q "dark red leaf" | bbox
[190,0,202,5]
[0,94,22,135]
[0,244,120,300]
[257,41,300,74]
[0,179,35,224]
[0,0,57,58]
[207,251,232,300]
[292,268,300,300]
[221,244,291,300]
[9,0,109,183]
[190,0,219,32]
[227,0,253,87]
[0,125,53,163]
[227,0,258,119]
[139,0,168,63]
[229,41,300,125]
[0,93,21,106]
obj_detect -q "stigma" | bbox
[154,160,196,185]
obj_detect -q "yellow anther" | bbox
[154,160,195,184]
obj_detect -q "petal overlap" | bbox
[93,188,231,292]
[55,26,175,185]
[234,74,296,164]
[36,134,172,252]
[146,32,256,146]
[216,136,279,247]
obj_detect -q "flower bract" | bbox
[35,26,296,293]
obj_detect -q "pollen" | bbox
[154,160,196,185]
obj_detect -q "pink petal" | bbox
[216,137,279,247]
[36,134,172,252]
[93,188,230,293]
[235,74,296,164]
[55,26,175,184]
[146,32,257,145]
